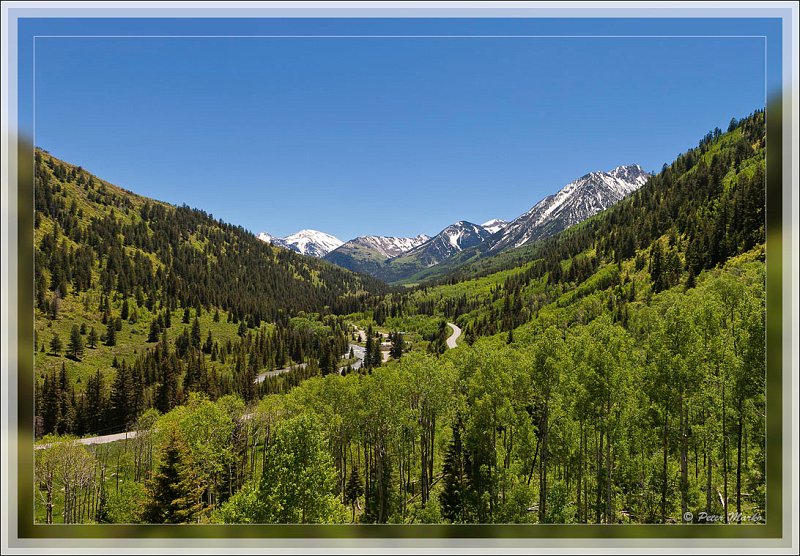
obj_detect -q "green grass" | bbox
[35,294,242,390]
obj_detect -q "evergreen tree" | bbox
[370,337,382,368]
[344,466,364,523]
[105,318,116,346]
[68,324,84,359]
[49,334,63,356]
[389,332,405,359]
[143,430,205,523]
[87,327,98,349]
[110,360,132,430]
[650,241,666,293]
[191,317,201,349]
[95,467,111,523]
[365,328,374,369]
[441,421,467,522]
[148,318,161,342]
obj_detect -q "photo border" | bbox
[2,2,797,552]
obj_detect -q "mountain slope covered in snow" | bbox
[324,234,430,276]
[258,229,343,257]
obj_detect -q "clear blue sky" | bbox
[27,18,775,240]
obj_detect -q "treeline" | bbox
[34,148,387,327]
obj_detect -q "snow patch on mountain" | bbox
[480,218,508,234]
[356,234,431,258]
[492,164,650,251]
[257,229,343,257]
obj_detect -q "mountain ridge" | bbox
[488,164,650,252]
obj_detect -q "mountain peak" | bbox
[490,164,649,251]
[481,218,509,234]
[396,220,491,267]
[257,229,343,257]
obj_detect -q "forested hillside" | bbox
[33,149,388,438]
[34,111,766,526]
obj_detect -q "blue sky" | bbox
[26,18,776,240]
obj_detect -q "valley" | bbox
[33,110,767,526]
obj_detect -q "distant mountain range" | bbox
[258,164,650,283]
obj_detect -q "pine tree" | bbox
[685,268,696,290]
[191,317,201,349]
[365,328,374,369]
[650,241,666,293]
[56,363,73,434]
[49,334,63,356]
[87,327,98,349]
[441,421,467,523]
[143,430,205,523]
[121,298,129,321]
[105,319,116,346]
[389,332,405,359]
[147,318,160,343]
[344,466,364,522]
[370,336,382,368]
[110,360,132,430]
[68,324,84,359]
[95,467,111,523]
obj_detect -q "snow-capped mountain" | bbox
[323,234,431,277]
[258,229,343,258]
[257,232,277,244]
[489,164,650,251]
[481,218,509,235]
[268,165,647,281]
[392,221,492,269]
[350,234,431,259]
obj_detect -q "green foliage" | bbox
[218,414,346,523]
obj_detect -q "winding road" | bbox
[38,324,460,449]
[446,322,462,349]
